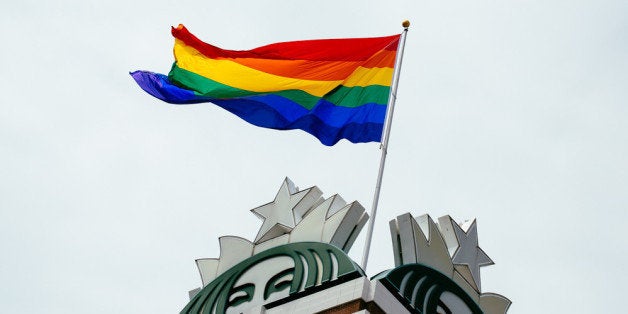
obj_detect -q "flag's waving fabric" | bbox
[131,25,400,146]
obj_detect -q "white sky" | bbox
[1,0,626,313]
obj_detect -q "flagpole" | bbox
[361,20,410,271]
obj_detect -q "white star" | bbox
[251,178,322,243]
[451,219,494,291]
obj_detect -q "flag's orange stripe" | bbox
[226,49,397,80]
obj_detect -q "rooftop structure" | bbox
[182,178,510,314]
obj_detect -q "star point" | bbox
[251,178,322,243]
[451,219,494,291]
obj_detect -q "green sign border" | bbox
[181,242,363,314]
[377,263,483,314]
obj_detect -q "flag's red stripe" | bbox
[171,24,400,62]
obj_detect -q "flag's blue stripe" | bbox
[211,98,384,145]
[130,71,385,145]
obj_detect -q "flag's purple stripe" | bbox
[130,71,203,104]
[130,71,385,145]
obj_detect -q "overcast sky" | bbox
[1,0,626,313]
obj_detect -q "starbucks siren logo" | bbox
[183,178,369,314]
[380,213,511,313]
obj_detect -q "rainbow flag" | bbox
[131,25,401,146]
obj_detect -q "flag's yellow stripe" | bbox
[341,67,395,87]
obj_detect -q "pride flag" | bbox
[131,25,401,146]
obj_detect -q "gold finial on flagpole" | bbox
[402,20,410,29]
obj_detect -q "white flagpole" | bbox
[361,20,410,271]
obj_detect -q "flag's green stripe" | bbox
[168,65,391,110]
